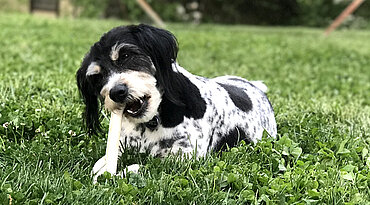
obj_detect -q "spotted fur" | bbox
[76,24,277,179]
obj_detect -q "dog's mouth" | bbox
[124,96,149,117]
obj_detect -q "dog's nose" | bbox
[109,84,128,103]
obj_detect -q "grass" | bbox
[0,13,369,204]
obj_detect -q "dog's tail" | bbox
[250,81,268,93]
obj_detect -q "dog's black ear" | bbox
[76,53,101,134]
[131,24,186,106]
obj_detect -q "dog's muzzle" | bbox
[109,84,149,117]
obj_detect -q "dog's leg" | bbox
[116,164,141,178]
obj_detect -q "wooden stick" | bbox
[136,0,166,28]
[324,0,365,36]
[105,109,123,174]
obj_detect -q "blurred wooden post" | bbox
[30,0,60,16]
[324,0,364,36]
[136,0,166,28]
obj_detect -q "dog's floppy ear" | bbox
[76,53,101,134]
[131,24,186,106]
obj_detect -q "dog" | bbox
[76,24,277,180]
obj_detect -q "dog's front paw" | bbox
[115,164,141,179]
[125,164,141,175]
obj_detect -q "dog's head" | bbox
[76,24,181,133]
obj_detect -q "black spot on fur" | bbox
[129,138,136,144]
[217,83,253,113]
[159,134,186,149]
[214,127,250,151]
[228,77,247,84]
[135,124,146,135]
[144,116,160,131]
[159,138,176,149]
[179,140,190,148]
[159,72,206,128]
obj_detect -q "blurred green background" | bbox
[1,0,370,28]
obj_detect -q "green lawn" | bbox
[0,13,369,204]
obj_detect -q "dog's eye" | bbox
[118,51,130,61]
[121,53,129,59]
[88,73,102,81]
[116,53,130,67]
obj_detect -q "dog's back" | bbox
[203,75,277,149]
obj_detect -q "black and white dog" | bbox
[77,24,277,179]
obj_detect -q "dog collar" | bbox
[144,115,160,130]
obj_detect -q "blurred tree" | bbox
[65,0,370,28]
[104,0,127,19]
[71,0,107,18]
[199,0,299,25]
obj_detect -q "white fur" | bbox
[86,62,101,76]
[250,81,268,93]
